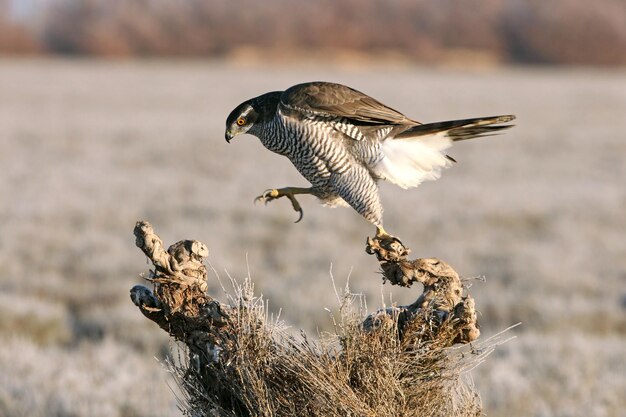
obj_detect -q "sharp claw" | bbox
[284,194,304,223]
[254,189,275,205]
[253,188,306,223]
[294,208,303,223]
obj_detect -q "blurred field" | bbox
[0,59,625,416]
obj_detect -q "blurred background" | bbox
[1,1,625,416]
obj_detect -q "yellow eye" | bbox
[236,117,246,126]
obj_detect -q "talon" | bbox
[294,208,303,223]
[374,226,404,246]
[285,194,304,223]
[252,187,311,223]
[369,226,410,258]
[254,189,277,205]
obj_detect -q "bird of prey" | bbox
[225,81,514,239]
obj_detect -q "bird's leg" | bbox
[366,224,410,260]
[254,187,313,223]
[375,225,407,251]
[375,225,394,240]
[375,225,405,245]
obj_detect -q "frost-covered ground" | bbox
[0,59,624,416]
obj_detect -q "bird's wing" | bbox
[279,82,416,126]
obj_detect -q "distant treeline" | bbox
[1,0,625,65]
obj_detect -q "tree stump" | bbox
[130,221,483,417]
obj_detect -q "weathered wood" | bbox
[365,235,479,343]
[130,221,483,417]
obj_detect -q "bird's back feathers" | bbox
[279,82,416,125]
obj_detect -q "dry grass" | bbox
[0,337,177,417]
[164,277,492,417]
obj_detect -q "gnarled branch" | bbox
[365,236,480,344]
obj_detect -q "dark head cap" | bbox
[225,91,282,142]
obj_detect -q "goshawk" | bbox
[225,82,514,238]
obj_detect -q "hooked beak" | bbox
[225,130,233,143]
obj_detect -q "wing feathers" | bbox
[280,82,415,125]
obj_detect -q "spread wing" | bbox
[279,82,417,126]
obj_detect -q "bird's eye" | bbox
[236,117,246,126]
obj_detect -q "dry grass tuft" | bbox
[130,221,509,417]
[170,280,483,417]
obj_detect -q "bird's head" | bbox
[225,92,282,143]
[225,101,258,142]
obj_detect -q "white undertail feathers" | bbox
[375,131,453,189]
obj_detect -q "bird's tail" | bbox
[395,115,516,141]
[374,115,515,189]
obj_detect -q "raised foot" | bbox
[254,188,305,223]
